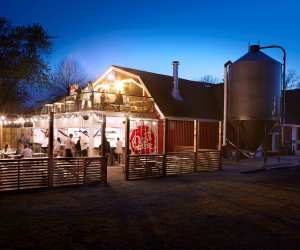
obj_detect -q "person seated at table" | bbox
[4,144,10,153]
[2,144,13,158]
[16,142,24,155]
[113,92,124,111]
[114,92,123,105]
[100,92,108,109]
[21,144,33,158]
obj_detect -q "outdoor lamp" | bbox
[115,81,123,92]
[102,84,109,92]
[107,72,115,81]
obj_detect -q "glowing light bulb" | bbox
[102,84,109,92]
[107,72,115,81]
[115,81,123,92]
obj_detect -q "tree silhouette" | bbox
[0,17,51,112]
[199,75,221,84]
[49,57,87,99]
[286,70,300,89]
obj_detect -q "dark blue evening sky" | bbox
[1,0,300,80]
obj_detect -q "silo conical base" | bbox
[228,120,275,152]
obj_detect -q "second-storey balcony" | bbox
[40,91,155,115]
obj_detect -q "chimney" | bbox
[172,61,183,101]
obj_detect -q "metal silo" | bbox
[227,45,282,151]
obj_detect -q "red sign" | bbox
[130,125,155,154]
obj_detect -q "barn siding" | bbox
[158,120,164,154]
[198,122,219,150]
[166,120,220,152]
[167,120,194,152]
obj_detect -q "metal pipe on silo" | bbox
[222,61,232,147]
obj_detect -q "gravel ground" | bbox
[0,165,300,250]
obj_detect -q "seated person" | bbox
[4,144,11,153]
[114,92,124,105]
[100,92,108,108]
[21,144,33,158]
[16,143,24,155]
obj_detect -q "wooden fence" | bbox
[127,154,164,180]
[196,150,222,171]
[0,157,107,192]
[127,150,221,180]
[165,152,195,175]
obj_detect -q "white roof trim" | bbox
[109,66,165,119]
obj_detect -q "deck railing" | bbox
[40,91,155,115]
[0,157,107,192]
[127,150,221,180]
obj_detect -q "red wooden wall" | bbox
[198,122,219,150]
[161,120,220,152]
[166,120,194,152]
[158,120,164,154]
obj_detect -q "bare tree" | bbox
[286,70,300,89]
[49,57,87,98]
[199,75,221,84]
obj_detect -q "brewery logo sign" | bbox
[130,125,155,154]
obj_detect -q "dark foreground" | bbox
[1,165,300,250]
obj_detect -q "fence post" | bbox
[125,116,130,180]
[162,118,168,177]
[100,157,107,184]
[77,158,80,185]
[101,115,106,157]
[17,160,20,190]
[83,158,87,184]
[218,121,223,170]
[193,120,198,172]
[219,151,222,170]
[218,121,222,151]
[48,111,54,188]
[0,121,3,149]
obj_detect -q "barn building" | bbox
[24,62,223,180]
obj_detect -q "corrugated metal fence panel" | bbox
[127,150,221,180]
[53,158,85,187]
[18,159,49,190]
[53,157,106,187]
[85,157,104,183]
[128,154,164,180]
[0,157,106,192]
[0,158,48,191]
[165,152,195,176]
[196,150,221,171]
